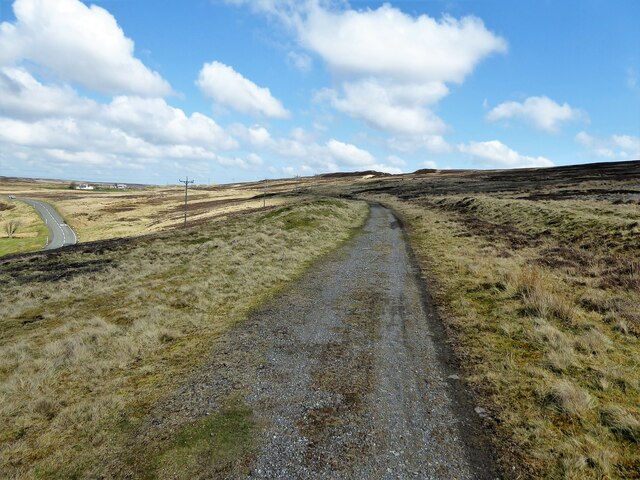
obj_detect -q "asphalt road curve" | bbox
[18,198,77,250]
[246,204,496,479]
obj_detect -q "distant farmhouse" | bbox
[74,183,129,190]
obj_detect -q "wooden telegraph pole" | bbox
[263,179,267,208]
[179,177,195,227]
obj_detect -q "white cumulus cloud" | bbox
[0,68,238,173]
[328,79,447,135]
[459,140,554,168]
[228,123,403,174]
[0,114,235,163]
[197,61,290,119]
[0,66,98,120]
[300,4,506,83]
[0,0,171,96]
[487,96,587,133]
[216,153,264,170]
[0,1,302,180]
[230,1,506,136]
[387,155,406,167]
[387,134,452,154]
[326,139,375,166]
[103,96,236,149]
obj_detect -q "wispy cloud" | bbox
[575,131,640,159]
[459,140,554,168]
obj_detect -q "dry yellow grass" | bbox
[0,198,368,478]
[510,266,577,324]
[367,192,640,479]
[0,183,282,242]
[601,405,640,444]
[543,379,596,417]
[533,320,576,372]
[0,175,381,245]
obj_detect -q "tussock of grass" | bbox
[561,435,615,479]
[579,289,619,314]
[31,397,59,421]
[0,198,368,478]
[542,380,596,418]
[601,405,640,444]
[575,329,612,355]
[533,321,576,372]
[510,266,576,323]
[613,319,631,336]
[534,321,572,351]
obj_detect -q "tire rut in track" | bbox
[246,204,496,479]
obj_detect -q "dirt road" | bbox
[122,204,496,479]
[245,204,496,478]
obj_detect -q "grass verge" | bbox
[0,198,368,478]
[370,193,639,479]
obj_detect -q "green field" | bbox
[0,200,47,257]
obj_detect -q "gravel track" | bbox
[117,204,497,479]
[246,204,496,478]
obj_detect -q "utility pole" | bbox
[179,177,194,227]
[263,179,267,208]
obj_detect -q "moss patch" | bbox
[154,404,255,479]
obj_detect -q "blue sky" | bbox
[0,0,638,184]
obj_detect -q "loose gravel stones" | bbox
[245,205,497,479]
[119,204,498,479]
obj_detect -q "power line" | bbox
[178,177,195,227]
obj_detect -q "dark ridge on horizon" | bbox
[2,159,638,186]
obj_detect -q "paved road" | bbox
[18,198,77,250]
